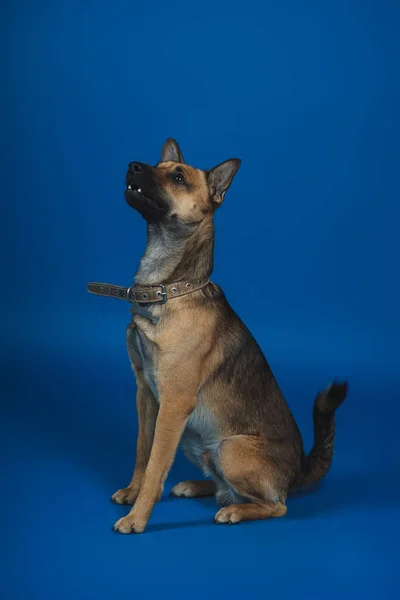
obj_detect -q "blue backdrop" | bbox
[2,1,399,599]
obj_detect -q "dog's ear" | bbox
[206,159,241,205]
[161,138,184,163]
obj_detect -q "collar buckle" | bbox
[127,283,167,304]
[155,284,167,304]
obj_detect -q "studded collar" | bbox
[87,277,210,323]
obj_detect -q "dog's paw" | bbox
[111,487,139,505]
[113,513,146,534]
[112,485,163,505]
[214,506,242,525]
[170,481,197,497]
[170,480,216,498]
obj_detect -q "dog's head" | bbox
[125,139,240,224]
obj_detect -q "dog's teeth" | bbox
[128,185,132,190]
[137,188,142,193]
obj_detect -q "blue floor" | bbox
[2,321,399,600]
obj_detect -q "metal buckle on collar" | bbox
[155,284,167,304]
[126,284,167,304]
[126,285,136,303]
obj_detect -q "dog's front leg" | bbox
[112,369,158,505]
[113,394,195,534]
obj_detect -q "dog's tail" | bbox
[296,382,348,488]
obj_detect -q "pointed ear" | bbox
[161,138,184,163]
[206,159,241,205]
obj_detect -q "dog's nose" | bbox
[129,162,144,174]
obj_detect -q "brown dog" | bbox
[88,138,347,533]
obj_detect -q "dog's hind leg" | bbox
[214,435,292,524]
[215,502,287,523]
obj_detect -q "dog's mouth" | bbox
[125,184,168,220]
[127,183,142,194]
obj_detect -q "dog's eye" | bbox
[172,173,185,184]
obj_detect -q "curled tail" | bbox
[296,382,348,488]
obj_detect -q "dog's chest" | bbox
[126,324,158,398]
[126,324,218,442]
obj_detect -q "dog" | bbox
[88,138,347,533]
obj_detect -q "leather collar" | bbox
[87,277,210,305]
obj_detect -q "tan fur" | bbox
[156,162,210,221]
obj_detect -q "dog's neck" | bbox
[134,218,214,286]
